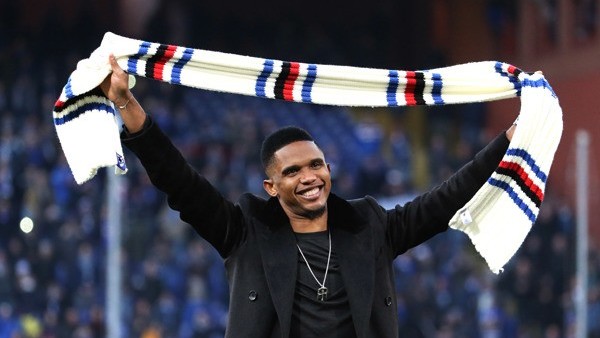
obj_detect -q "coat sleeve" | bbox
[385,131,510,256]
[121,116,245,258]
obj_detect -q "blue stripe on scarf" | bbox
[128,41,152,74]
[522,78,557,98]
[387,70,399,106]
[171,48,194,85]
[488,178,537,222]
[54,100,114,126]
[256,59,274,97]
[301,64,317,103]
[64,77,74,100]
[494,62,521,96]
[506,148,547,182]
[431,73,444,105]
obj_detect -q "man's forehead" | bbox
[272,141,324,168]
[274,140,322,159]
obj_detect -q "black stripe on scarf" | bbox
[54,87,105,113]
[274,62,292,100]
[495,167,542,207]
[414,72,426,105]
[144,44,169,80]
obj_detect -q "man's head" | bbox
[261,126,315,172]
[261,126,331,220]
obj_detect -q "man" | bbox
[101,54,515,337]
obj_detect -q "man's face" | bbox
[263,140,331,220]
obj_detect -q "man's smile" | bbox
[297,185,323,199]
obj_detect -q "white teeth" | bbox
[301,187,320,197]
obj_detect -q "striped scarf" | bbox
[53,32,562,273]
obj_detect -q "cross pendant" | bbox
[317,286,328,301]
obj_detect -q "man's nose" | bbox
[299,169,317,183]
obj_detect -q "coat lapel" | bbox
[328,195,375,337]
[256,197,297,337]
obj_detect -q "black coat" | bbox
[123,118,509,338]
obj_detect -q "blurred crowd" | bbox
[0,1,599,337]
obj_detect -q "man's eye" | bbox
[311,162,323,168]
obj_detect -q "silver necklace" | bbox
[296,230,332,302]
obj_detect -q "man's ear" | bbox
[263,179,278,197]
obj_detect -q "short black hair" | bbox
[260,126,315,172]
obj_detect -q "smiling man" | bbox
[261,127,331,232]
[101,54,515,338]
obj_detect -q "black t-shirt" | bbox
[290,230,357,338]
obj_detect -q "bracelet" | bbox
[117,98,131,110]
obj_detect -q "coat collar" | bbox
[256,193,374,337]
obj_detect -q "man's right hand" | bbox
[100,54,146,133]
[100,54,132,107]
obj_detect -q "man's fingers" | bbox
[109,54,123,74]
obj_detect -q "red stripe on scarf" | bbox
[507,65,517,75]
[404,71,417,106]
[282,62,300,101]
[153,45,178,81]
[498,160,544,202]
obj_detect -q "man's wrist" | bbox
[115,92,133,110]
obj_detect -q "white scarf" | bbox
[53,32,563,273]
